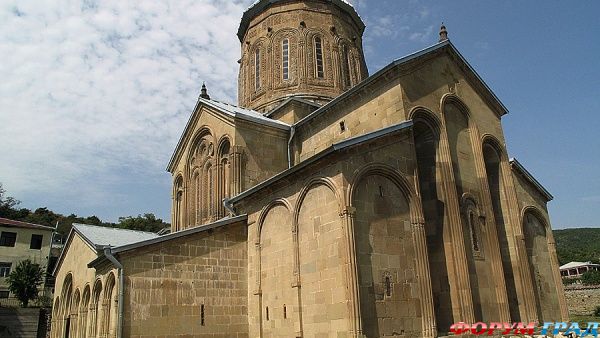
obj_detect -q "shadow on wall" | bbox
[0,307,42,338]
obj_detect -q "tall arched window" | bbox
[174,176,183,231]
[218,139,231,218]
[193,172,201,225]
[282,39,289,81]
[255,48,261,90]
[203,163,213,222]
[314,37,324,78]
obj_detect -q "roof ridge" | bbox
[210,98,261,113]
[0,217,55,229]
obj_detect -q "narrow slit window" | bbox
[385,276,392,297]
[255,48,261,90]
[266,306,269,321]
[282,39,289,80]
[339,120,345,132]
[315,37,324,78]
[283,305,287,319]
[201,304,205,326]
[469,212,480,252]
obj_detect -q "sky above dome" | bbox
[1,0,598,228]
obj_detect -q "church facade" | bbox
[51,1,568,337]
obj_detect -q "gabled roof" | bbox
[73,223,160,249]
[166,97,290,173]
[238,0,364,42]
[0,217,54,231]
[87,215,248,269]
[295,40,508,129]
[509,158,554,201]
[228,120,413,205]
[200,98,290,130]
[52,224,159,276]
[264,96,322,118]
[111,215,246,254]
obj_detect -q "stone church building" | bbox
[51,1,568,337]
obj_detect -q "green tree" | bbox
[115,213,169,233]
[7,260,45,307]
[0,183,24,219]
[581,270,600,286]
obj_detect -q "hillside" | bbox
[554,228,600,265]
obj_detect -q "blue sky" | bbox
[1,0,598,228]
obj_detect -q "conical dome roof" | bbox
[237,0,364,42]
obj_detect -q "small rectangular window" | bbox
[30,234,43,250]
[282,39,290,81]
[0,232,16,247]
[0,291,9,298]
[0,263,11,278]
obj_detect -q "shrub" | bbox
[563,277,580,286]
[594,306,600,318]
[581,270,600,285]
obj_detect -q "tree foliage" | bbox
[554,228,600,265]
[581,270,600,286]
[0,183,169,237]
[7,260,45,307]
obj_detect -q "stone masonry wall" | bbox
[120,222,248,338]
[564,286,600,316]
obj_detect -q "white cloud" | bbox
[0,0,252,219]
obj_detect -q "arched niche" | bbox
[295,178,346,336]
[482,137,521,321]
[90,279,103,338]
[412,109,454,333]
[61,274,73,338]
[173,175,184,231]
[257,200,295,336]
[102,273,117,338]
[350,169,418,337]
[443,96,496,322]
[522,208,560,323]
[79,285,90,338]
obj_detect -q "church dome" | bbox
[237,0,369,112]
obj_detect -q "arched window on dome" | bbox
[342,44,351,88]
[314,36,324,78]
[255,48,261,90]
[282,39,289,81]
